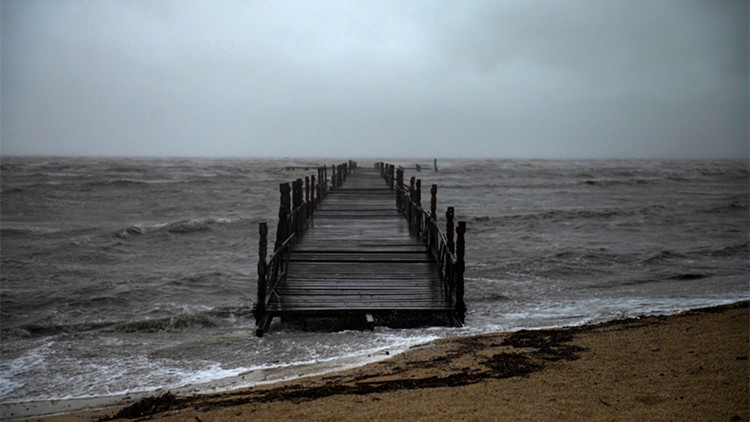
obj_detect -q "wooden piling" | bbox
[456,221,466,324]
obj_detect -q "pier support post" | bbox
[456,221,466,324]
[255,221,268,335]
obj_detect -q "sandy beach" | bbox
[21,301,749,421]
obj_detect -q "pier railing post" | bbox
[293,179,302,238]
[430,184,437,220]
[409,176,416,231]
[276,183,291,251]
[415,179,422,236]
[305,176,310,217]
[311,175,316,215]
[416,179,422,207]
[456,221,466,324]
[446,206,455,254]
[395,167,404,211]
[323,166,327,195]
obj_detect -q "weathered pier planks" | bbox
[253,161,465,336]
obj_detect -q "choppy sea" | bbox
[1,157,748,406]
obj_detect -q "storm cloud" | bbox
[2,0,747,158]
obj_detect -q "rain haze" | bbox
[1,0,748,159]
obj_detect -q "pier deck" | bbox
[254,163,465,336]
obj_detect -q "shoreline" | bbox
[10,301,750,421]
[1,348,399,420]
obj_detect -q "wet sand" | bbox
[25,301,750,421]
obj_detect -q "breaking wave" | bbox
[111,217,250,238]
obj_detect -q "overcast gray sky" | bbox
[2,1,747,159]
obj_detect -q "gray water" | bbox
[1,157,748,404]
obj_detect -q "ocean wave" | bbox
[1,186,26,194]
[0,321,115,340]
[83,179,149,188]
[1,307,254,340]
[0,228,35,237]
[107,312,220,333]
[705,242,749,258]
[113,225,147,239]
[642,249,688,264]
[704,197,749,214]
[110,217,252,238]
[465,206,667,227]
[105,307,255,333]
[617,271,714,287]
[164,219,215,234]
[582,177,662,187]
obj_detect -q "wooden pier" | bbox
[253,161,465,336]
